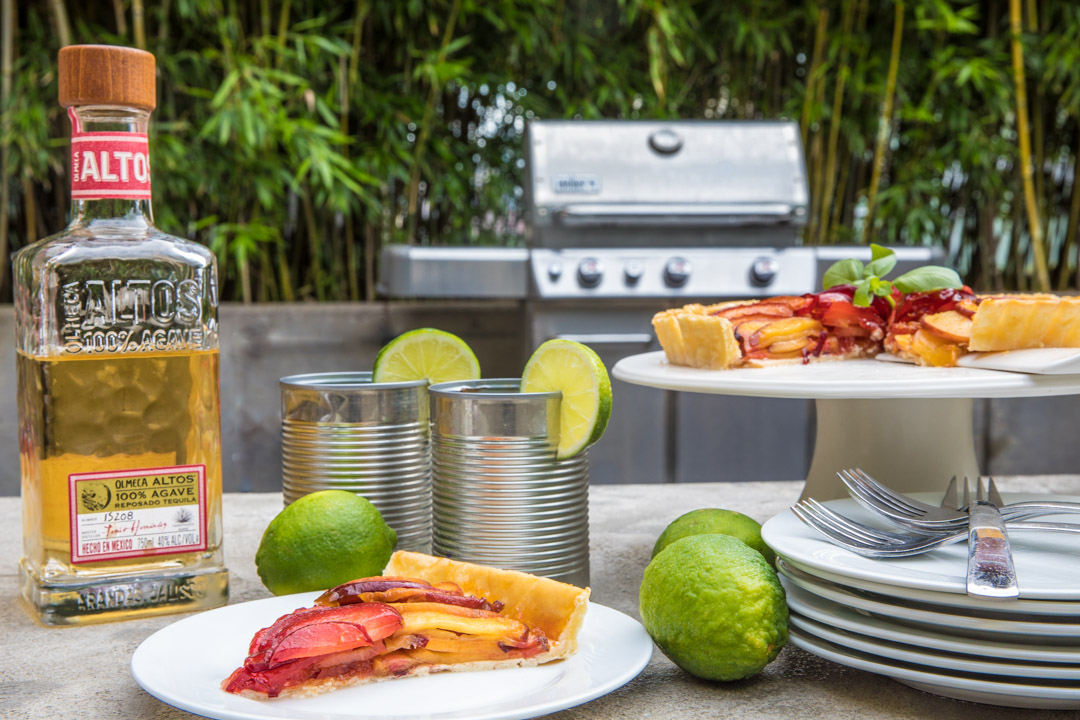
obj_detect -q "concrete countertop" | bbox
[3,477,1080,719]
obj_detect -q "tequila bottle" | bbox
[15,45,228,625]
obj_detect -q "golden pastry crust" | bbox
[969,294,1080,352]
[651,303,747,369]
[383,551,590,660]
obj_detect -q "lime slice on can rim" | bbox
[520,339,612,459]
[373,329,481,384]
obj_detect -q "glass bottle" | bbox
[15,45,228,625]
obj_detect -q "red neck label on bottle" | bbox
[69,107,152,201]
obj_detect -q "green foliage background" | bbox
[4,0,1080,302]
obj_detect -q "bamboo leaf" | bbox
[211,69,240,108]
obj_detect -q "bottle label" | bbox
[68,465,208,564]
[68,107,152,201]
[57,275,215,355]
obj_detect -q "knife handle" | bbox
[966,502,1019,599]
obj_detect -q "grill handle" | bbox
[556,333,654,347]
[553,203,801,226]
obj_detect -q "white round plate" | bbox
[779,554,1080,616]
[778,569,1080,639]
[789,627,1080,710]
[131,595,652,720]
[762,494,1080,601]
[783,580,1080,665]
[790,605,1080,678]
[612,351,1080,399]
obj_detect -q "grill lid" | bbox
[525,120,808,247]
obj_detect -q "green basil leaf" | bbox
[870,243,894,262]
[852,279,872,307]
[892,266,963,293]
[823,258,864,289]
[869,277,894,297]
[865,254,898,279]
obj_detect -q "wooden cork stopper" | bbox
[58,45,156,110]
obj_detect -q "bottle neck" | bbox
[68,105,155,229]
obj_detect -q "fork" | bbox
[838,468,1080,532]
[791,498,1080,558]
[939,475,967,512]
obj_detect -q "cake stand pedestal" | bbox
[612,352,1080,500]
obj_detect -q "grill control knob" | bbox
[663,257,691,288]
[548,261,563,281]
[750,256,780,287]
[624,260,644,285]
[577,258,603,288]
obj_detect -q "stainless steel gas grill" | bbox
[380,120,940,485]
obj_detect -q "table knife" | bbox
[966,499,1019,599]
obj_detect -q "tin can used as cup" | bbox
[280,371,431,552]
[429,378,589,587]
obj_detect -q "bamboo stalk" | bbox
[302,190,323,300]
[1064,123,1080,291]
[829,155,851,244]
[240,255,251,303]
[1012,200,1027,291]
[1009,0,1050,290]
[800,5,829,149]
[157,0,173,47]
[348,0,369,88]
[22,176,38,246]
[48,0,72,47]
[278,246,294,301]
[258,251,275,301]
[364,221,375,302]
[806,75,826,244]
[817,64,848,245]
[1026,0,1045,214]
[337,49,360,301]
[551,0,566,46]
[331,211,344,299]
[0,0,11,300]
[345,3,370,301]
[861,0,904,245]
[406,0,462,242]
[276,0,292,68]
[346,214,358,301]
[979,203,998,291]
[112,0,128,36]
[818,0,855,245]
[132,0,145,49]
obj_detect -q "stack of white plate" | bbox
[761,493,1080,710]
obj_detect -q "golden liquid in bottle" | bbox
[18,348,227,625]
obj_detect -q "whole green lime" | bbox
[640,534,788,681]
[652,508,776,567]
[255,490,397,595]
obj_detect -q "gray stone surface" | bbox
[3,477,1080,719]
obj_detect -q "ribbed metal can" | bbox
[279,371,431,552]
[429,378,589,587]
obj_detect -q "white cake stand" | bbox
[613,352,1080,500]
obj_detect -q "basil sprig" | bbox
[822,244,962,307]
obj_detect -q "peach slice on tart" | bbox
[921,310,973,344]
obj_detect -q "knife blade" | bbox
[966,488,1019,599]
